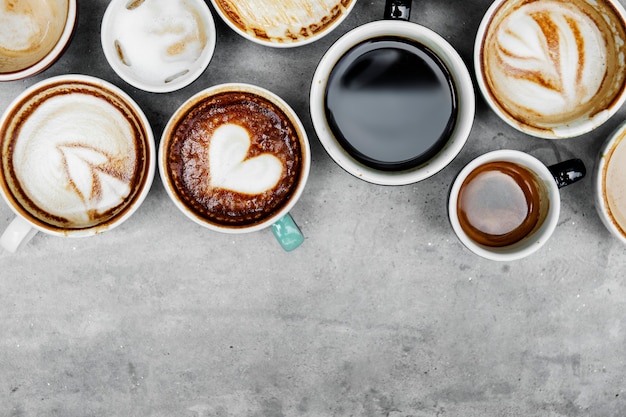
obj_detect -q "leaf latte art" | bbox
[10,93,138,228]
[481,0,626,133]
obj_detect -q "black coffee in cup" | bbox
[324,36,458,171]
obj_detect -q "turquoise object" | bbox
[271,214,304,252]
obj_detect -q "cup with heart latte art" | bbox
[159,83,311,251]
[475,0,626,139]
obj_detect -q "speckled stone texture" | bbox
[1,1,626,416]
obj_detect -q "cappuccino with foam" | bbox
[210,0,356,47]
[160,84,309,232]
[0,76,154,235]
[475,0,626,138]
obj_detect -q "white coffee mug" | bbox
[101,0,217,93]
[449,150,585,261]
[474,0,626,139]
[594,120,626,244]
[0,75,156,252]
[310,0,475,185]
[0,0,77,81]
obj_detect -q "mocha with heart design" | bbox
[163,90,304,228]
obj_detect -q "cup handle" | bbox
[271,213,304,252]
[548,158,586,189]
[1,216,38,253]
[384,0,412,20]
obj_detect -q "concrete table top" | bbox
[1,1,625,416]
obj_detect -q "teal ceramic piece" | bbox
[271,214,304,252]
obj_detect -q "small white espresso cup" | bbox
[310,0,475,185]
[0,0,77,81]
[101,0,217,93]
[474,0,626,139]
[0,75,156,252]
[449,150,585,261]
[159,83,311,251]
[594,121,626,244]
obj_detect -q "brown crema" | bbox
[457,161,548,247]
[165,91,302,228]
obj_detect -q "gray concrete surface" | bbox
[1,1,626,416]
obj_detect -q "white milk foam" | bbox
[606,136,626,232]
[111,0,207,85]
[215,0,350,43]
[209,124,283,195]
[12,93,137,227]
[488,1,608,120]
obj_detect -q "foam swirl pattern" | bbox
[11,93,137,228]
[482,0,626,133]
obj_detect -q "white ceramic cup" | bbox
[474,0,626,139]
[594,120,626,244]
[101,0,216,93]
[0,75,156,252]
[159,83,311,251]
[448,150,585,261]
[0,0,77,81]
[209,0,356,48]
[310,4,475,185]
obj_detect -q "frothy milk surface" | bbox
[8,90,139,228]
[605,134,626,235]
[166,91,302,227]
[213,0,354,44]
[108,0,208,86]
[482,0,625,129]
[0,0,68,73]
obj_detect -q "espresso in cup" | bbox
[449,150,585,261]
[0,75,154,246]
[160,84,309,235]
[209,0,356,47]
[456,161,549,247]
[0,0,77,81]
[475,0,626,138]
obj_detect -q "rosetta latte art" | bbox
[12,93,137,227]
[485,1,610,125]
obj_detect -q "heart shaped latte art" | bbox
[209,124,283,195]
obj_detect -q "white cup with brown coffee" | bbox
[0,0,77,81]
[309,0,475,185]
[209,0,356,47]
[100,0,217,93]
[475,0,626,139]
[594,121,626,244]
[159,83,311,251]
[0,75,156,252]
[448,150,585,261]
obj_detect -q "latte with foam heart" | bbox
[0,77,153,232]
[210,0,356,46]
[477,0,626,138]
[162,87,305,229]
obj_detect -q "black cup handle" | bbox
[384,0,412,20]
[548,158,586,189]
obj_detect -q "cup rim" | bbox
[100,0,217,93]
[0,74,156,238]
[473,0,626,139]
[158,82,311,234]
[0,0,78,82]
[208,0,357,48]
[448,150,561,261]
[310,20,475,186]
[594,120,626,244]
